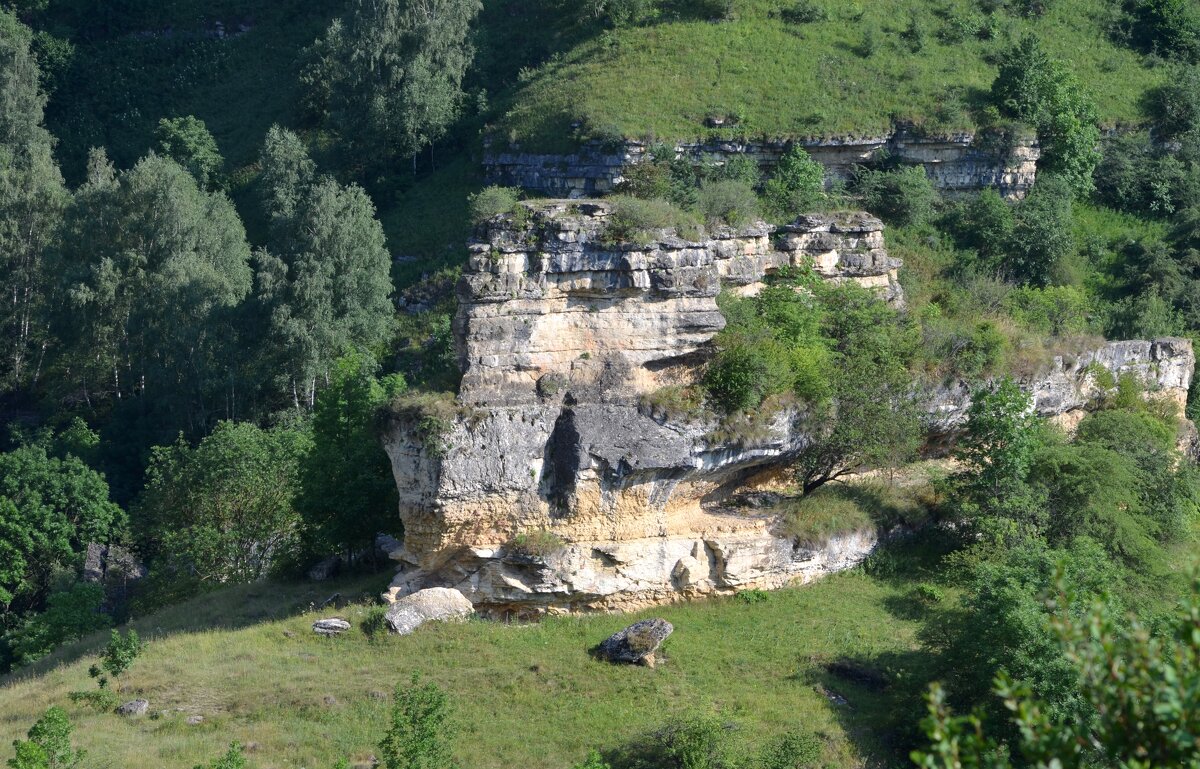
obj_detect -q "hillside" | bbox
[492,0,1159,150]
[0,568,933,769]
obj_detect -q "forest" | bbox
[2,0,1200,767]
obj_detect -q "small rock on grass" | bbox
[116,699,149,716]
[312,618,351,636]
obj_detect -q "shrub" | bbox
[912,583,946,605]
[4,583,111,668]
[1093,133,1199,217]
[605,196,693,243]
[195,744,247,769]
[1145,64,1200,140]
[944,189,1016,271]
[612,714,743,769]
[379,674,456,769]
[711,154,761,187]
[1004,285,1094,336]
[703,342,776,413]
[361,605,390,640]
[903,15,930,51]
[697,179,760,226]
[1003,174,1075,286]
[95,629,143,692]
[762,146,826,221]
[1125,0,1200,62]
[735,589,769,604]
[508,529,566,559]
[468,186,522,224]
[757,730,822,769]
[10,706,83,769]
[780,0,828,24]
[571,751,612,769]
[855,167,937,227]
[857,24,881,57]
[915,576,1200,768]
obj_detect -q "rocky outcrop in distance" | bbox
[483,128,1039,200]
[380,202,1194,615]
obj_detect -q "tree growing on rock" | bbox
[991,35,1100,196]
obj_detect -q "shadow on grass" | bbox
[1,570,393,686]
[796,646,938,765]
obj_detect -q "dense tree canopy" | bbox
[303,0,483,168]
[0,9,68,392]
[135,421,310,588]
[256,128,395,406]
[49,152,253,431]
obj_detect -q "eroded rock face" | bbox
[484,130,1039,200]
[381,203,1194,614]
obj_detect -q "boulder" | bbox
[116,699,149,716]
[595,619,673,666]
[312,618,351,636]
[385,587,473,635]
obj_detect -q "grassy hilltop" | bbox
[494,0,1160,150]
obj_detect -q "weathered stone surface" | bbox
[384,587,473,635]
[312,618,351,636]
[925,337,1197,436]
[484,130,1039,200]
[596,619,673,665]
[380,203,1195,614]
[116,699,149,716]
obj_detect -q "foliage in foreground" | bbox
[914,576,1200,769]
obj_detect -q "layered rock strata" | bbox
[381,202,1193,614]
[483,129,1040,200]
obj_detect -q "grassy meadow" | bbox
[0,563,944,769]
[494,0,1160,150]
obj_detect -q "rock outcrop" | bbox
[484,129,1039,200]
[381,202,1194,614]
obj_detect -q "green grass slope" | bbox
[0,569,934,769]
[494,0,1160,150]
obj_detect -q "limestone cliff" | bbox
[483,129,1039,200]
[381,203,1194,614]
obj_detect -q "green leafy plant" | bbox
[468,186,523,224]
[508,530,566,559]
[379,674,457,769]
[8,706,83,769]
